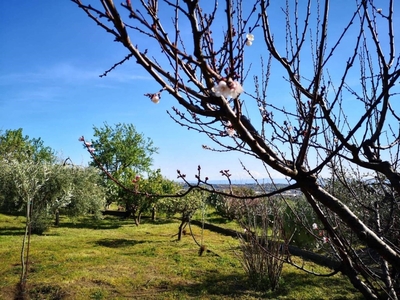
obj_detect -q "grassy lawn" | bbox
[0,213,362,299]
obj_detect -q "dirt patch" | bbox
[11,282,67,300]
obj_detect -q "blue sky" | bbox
[0,1,277,182]
[1,1,398,182]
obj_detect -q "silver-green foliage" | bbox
[0,159,106,233]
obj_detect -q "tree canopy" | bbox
[0,159,106,233]
[85,122,158,207]
[89,122,157,179]
[0,128,55,163]
[0,129,106,233]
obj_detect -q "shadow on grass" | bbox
[278,270,363,299]
[141,218,178,225]
[57,221,121,230]
[0,210,25,217]
[206,216,235,224]
[0,220,123,236]
[161,273,262,298]
[0,213,26,236]
[57,216,125,230]
[0,226,26,236]
[95,238,146,248]
[203,211,235,224]
[165,270,363,299]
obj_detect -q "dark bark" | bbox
[54,210,60,226]
[177,220,186,241]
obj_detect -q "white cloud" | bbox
[0,62,151,86]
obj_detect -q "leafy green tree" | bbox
[119,169,180,225]
[0,159,50,292]
[0,128,55,163]
[45,165,106,226]
[88,122,158,206]
[62,166,106,220]
[0,159,106,233]
[158,189,206,241]
[0,159,49,233]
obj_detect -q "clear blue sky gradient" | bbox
[1,1,398,181]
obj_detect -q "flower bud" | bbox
[246,33,254,41]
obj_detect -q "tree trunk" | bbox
[177,213,190,241]
[304,180,400,269]
[54,210,60,226]
[135,211,142,226]
[132,211,139,226]
[124,203,132,218]
[178,221,189,241]
[151,207,156,221]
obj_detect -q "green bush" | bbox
[30,209,52,235]
[283,197,317,250]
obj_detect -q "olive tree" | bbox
[0,160,106,232]
[73,1,400,298]
[51,165,106,225]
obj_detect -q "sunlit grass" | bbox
[0,213,362,299]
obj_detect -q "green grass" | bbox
[0,213,363,299]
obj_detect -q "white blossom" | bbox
[246,33,254,41]
[225,121,235,137]
[213,80,243,99]
[246,33,254,46]
[151,95,160,104]
[312,223,318,230]
[226,127,235,137]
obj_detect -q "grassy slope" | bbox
[0,213,362,300]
